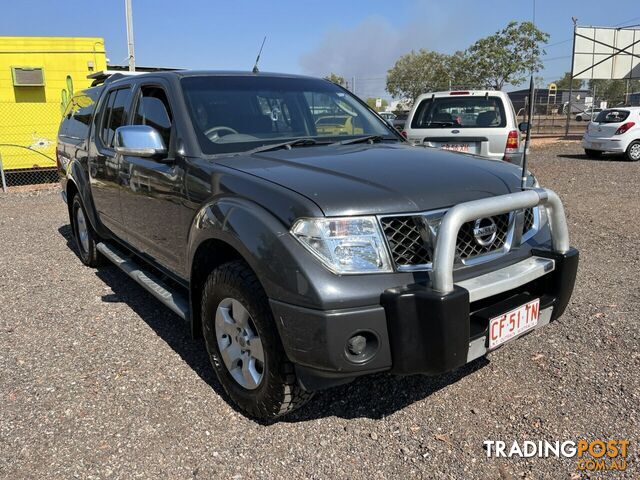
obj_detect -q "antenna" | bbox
[520,0,537,189]
[252,36,267,74]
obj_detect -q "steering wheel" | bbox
[205,126,239,142]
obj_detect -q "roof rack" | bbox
[88,65,181,86]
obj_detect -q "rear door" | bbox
[58,89,101,171]
[88,85,133,235]
[408,94,509,159]
[588,109,631,138]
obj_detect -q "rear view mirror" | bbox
[518,122,530,133]
[115,125,167,158]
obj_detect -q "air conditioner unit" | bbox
[12,67,45,86]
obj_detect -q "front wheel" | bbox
[201,260,312,420]
[625,140,640,162]
[584,149,603,158]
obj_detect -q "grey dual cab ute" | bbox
[57,71,579,421]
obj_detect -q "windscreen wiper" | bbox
[331,135,387,146]
[249,137,322,154]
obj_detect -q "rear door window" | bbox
[411,96,506,129]
[61,91,100,139]
[594,109,630,123]
[100,87,132,148]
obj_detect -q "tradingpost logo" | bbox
[483,439,630,472]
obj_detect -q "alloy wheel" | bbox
[214,297,265,390]
[75,206,90,254]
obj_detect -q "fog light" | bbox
[347,335,367,356]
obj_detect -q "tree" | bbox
[323,73,346,87]
[365,97,388,111]
[465,21,549,90]
[386,50,456,102]
[588,79,640,105]
[554,72,583,90]
[385,21,549,101]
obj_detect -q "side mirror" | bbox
[518,122,530,133]
[115,125,167,158]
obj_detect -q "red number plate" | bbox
[488,298,540,349]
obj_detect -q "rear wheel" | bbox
[584,149,603,158]
[626,141,640,162]
[71,195,103,267]
[201,260,312,420]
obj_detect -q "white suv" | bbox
[582,108,640,161]
[403,90,524,165]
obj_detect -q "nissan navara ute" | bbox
[57,71,579,420]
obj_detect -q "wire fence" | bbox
[0,102,60,192]
[515,87,637,137]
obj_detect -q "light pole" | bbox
[125,0,136,71]
[565,17,578,137]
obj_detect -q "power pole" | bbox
[125,0,136,71]
[565,17,578,137]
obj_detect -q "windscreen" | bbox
[181,76,394,154]
[411,96,507,129]
[594,109,630,123]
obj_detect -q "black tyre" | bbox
[71,194,104,267]
[201,260,312,420]
[625,140,640,162]
[584,149,603,158]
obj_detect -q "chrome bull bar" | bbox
[431,188,570,294]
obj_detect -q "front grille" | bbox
[524,207,535,232]
[381,211,519,269]
[380,216,432,267]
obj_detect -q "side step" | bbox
[96,242,189,320]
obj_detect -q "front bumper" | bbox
[270,188,578,391]
[271,248,578,390]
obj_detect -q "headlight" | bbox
[523,171,539,188]
[291,217,393,274]
[526,174,549,227]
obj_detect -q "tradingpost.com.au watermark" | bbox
[483,439,630,472]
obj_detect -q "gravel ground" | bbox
[1,140,638,479]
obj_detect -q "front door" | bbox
[119,82,189,276]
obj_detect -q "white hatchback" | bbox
[403,90,524,165]
[582,107,640,161]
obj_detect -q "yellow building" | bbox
[0,37,107,171]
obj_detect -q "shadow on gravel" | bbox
[58,224,75,248]
[285,358,489,422]
[557,153,630,162]
[58,223,491,423]
[92,265,226,393]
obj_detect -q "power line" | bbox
[543,14,640,52]
[614,15,640,27]
[545,38,572,48]
[541,55,571,62]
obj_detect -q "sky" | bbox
[2,0,640,99]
